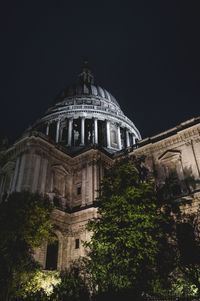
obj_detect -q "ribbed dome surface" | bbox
[54,83,120,108]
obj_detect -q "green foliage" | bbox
[174,213,200,296]
[0,191,55,301]
[156,169,200,297]
[84,157,174,296]
[16,270,61,300]
[168,268,198,297]
[50,266,90,301]
[14,261,90,301]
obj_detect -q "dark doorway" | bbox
[45,236,58,270]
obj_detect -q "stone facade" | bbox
[1,62,200,270]
[134,117,200,193]
[0,131,113,269]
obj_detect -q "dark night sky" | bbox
[1,1,200,143]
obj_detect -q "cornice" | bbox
[132,122,200,157]
[3,133,114,170]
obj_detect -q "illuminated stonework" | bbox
[34,61,141,151]
[0,63,200,270]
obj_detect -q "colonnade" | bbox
[45,117,137,149]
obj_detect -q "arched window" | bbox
[45,235,58,270]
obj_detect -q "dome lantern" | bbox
[78,58,94,85]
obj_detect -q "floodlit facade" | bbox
[1,62,200,270]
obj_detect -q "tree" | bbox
[0,191,55,301]
[155,170,200,297]
[50,265,90,301]
[17,259,90,301]
[16,270,61,300]
[173,210,200,296]
[84,157,174,297]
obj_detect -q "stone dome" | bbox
[54,82,120,109]
[33,60,141,153]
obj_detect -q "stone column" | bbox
[40,159,48,193]
[0,175,4,194]
[93,162,98,200]
[191,140,200,177]
[117,126,122,150]
[94,118,98,144]
[31,155,41,192]
[106,120,111,148]
[46,123,50,136]
[11,157,20,192]
[126,129,130,147]
[60,127,63,141]
[81,166,86,207]
[88,163,93,205]
[67,119,73,146]
[56,120,60,143]
[80,117,85,146]
[133,134,137,145]
[16,154,26,191]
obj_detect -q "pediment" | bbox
[158,149,181,161]
[1,161,15,173]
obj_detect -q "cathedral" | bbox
[1,61,200,270]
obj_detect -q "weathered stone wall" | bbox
[1,118,200,270]
[0,135,112,269]
[132,120,200,193]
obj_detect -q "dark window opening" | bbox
[75,238,80,249]
[77,187,81,195]
[98,120,106,147]
[85,119,94,144]
[61,127,68,144]
[49,122,57,140]
[53,196,60,207]
[46,236,58,270]
[120,128,126,149]
[72,119,81,146]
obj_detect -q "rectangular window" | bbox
[77,187,81,195]
[75,239,79,249]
